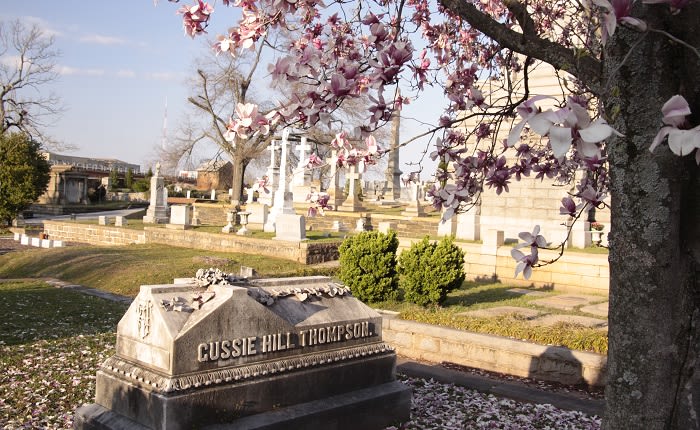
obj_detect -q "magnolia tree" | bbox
[163,0,700,427]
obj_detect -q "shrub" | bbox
[398,236,465,306]
[338,230,399,302]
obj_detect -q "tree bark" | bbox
[603,5,700,429]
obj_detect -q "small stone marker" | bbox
[580,301,609,317]
[115,216,128,227]
[168,205,192,230]
[74,273,410,430]
[530,294,604,311]
[98,216,111,226]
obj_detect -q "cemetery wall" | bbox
[144,227,341,264]
[42,220,608,293]
[43,221,145,246]
[304,211,440,238]
[382,316,607,387]
[397,237,609,295]
[42,221,339,264]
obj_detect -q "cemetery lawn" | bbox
[0,243,607,353]
[0,244,336,297]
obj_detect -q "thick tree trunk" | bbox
[603,5,700,429]
[230,157,245,210]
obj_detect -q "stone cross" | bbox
[295,137,312,170]
[266,140,280,190]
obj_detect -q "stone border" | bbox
[381,313,607,387]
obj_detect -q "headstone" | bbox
[274,213,306,242]
[41,239,53,249]
[247,203,269,229]
[378,221,397,234]
[437,210,457,237]
[31,237,41,247]
[53,240,64,247]
[98,216,112,226]
[168,205,193,230]
[400,182,426,217]
[326,150,345,210]
[239,266,256,278]
[331,220,347,232]
[20,235,29,245]
[143,162,169,224]
[455,206,481,241]
[210,189,216,201]
[13,232,21,241]
[482,229,504,255]
[265,129,293,233]
[292,137,312,187]
[186,190,192,199]
[337,164,365,212]
[115,216,128,227]
[74,275,410,430]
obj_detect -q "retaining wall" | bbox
[381,315,607,387]
[41,221,340,264]
[43,221,145,246]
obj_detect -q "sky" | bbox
[2,1,440,175]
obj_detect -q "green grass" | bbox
[0,244,335,297]
[372,280,608,354]
[0,279,128,346]
[0,279,124,428]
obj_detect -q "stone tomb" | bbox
[74,275,410,430]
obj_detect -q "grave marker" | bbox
[74,273,410,430]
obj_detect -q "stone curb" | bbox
[396,359,604,417]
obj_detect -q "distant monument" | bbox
[382,100,402,202]
[74,273,411,430]
[143,163,169,224]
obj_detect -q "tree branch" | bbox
[439,0,602,94]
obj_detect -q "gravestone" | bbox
[337,164,364,212]
[292,137,313,203]
[400,182,425,217]
[168,205,192,230]
[326,150,345,210]
[143,163,169,224]
[74,272,410,430]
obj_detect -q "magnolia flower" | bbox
[516,225,548,250]
[592,0,647,44]
[511,247,538,279]
[559,196,582,217]
[650,95,700,162]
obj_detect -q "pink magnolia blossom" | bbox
[511,247,539,280]
[650,95,700,161]
[177,0,213,38]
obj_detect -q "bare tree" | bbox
[0,19,64,144]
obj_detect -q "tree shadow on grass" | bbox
[442,284,523,307]
[0,281,128,346]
